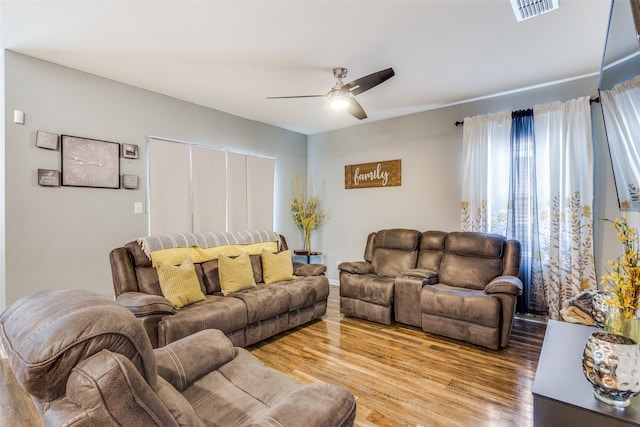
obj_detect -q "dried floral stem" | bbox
[601,216,640,325]
[291,175,327,249]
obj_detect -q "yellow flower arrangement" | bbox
[291,176,327,252]
[601,216,640,334]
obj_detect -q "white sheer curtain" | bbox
[533,96,596,320]
[601,75,640,210]
[461,111,512,233]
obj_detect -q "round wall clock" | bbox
[61,135,120,188]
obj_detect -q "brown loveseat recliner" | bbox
[339,229,522,349]
[0,288,357,426]
[110,233,329,348]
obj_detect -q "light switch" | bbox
[134,202,143,214]
[13,110,25,124]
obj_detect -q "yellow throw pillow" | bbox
[261,249,294,284]
[157,257,206,309]
[218,252,257,295]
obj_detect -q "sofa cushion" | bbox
[373,229,421,251]
[417,230,447,271]
[272,276,329,311]
[158,257,207,309]
[219,252,257,295]
[420,284,500,328]
[184,348,302,425]
[262,249,294,284]
[230,285,291,323]
[340,273,395,306]
[157,296,248,346]
[372,249,418,277]
[370,229,420,277]
[438,232,506,290]
[201,259,221,294]
[445,232,504,258]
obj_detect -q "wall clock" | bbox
[61,135,120,188]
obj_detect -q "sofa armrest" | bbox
[485,276,523,296]
[246,383,356,427]
[293,262,327,276]
[116,292,176,317]
[402,268,439,285]
[338,261,374,275]
[154,329,236,392]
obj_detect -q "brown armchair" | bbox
[0,288,356,426]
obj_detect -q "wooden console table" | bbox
[532,319,640,426]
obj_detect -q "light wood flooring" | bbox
[0,286,546,426]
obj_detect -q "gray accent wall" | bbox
[3,51,307,307]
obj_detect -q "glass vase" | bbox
[604,308,629,336]
[604,307,640,345]
[304,229,311,252]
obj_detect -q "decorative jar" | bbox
[582,331,640,408]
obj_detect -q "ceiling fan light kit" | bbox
[267,67,395,120]
[328,90,350,110]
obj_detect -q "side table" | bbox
[293,250,321,264]
[532,319,640,426]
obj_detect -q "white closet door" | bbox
[148,138,191,235]
[192,146,226,232]
[227,152,248,231]
[247,155,275,230]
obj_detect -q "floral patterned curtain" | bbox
[533,96,596,319]
[461,97,597,319]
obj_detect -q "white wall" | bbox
[309,75,623,284]
[3,51,307,306]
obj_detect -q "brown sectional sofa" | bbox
[339,229,523,349]
[0,288,356,426]
[109,235,329,348]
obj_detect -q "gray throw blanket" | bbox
[137,230,281,259]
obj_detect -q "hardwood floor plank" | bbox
[250,286,546,427]
[0,285,546,427]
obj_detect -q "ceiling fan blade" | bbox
[343,68,395,96]
[346,97,367,120]
[266,95,325,99]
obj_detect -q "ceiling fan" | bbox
[267,67,395,120]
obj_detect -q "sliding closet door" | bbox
[148,137,275,235]
[227,152,248,231]
[148,138,191,235]
[247,155,275,230]
[192,146,226,232]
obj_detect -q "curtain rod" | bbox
[454,97,601,126]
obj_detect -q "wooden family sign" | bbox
[344,159,401,189]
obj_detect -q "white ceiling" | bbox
[1,0,612,135]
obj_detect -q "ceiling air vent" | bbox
[510,0,559,22]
